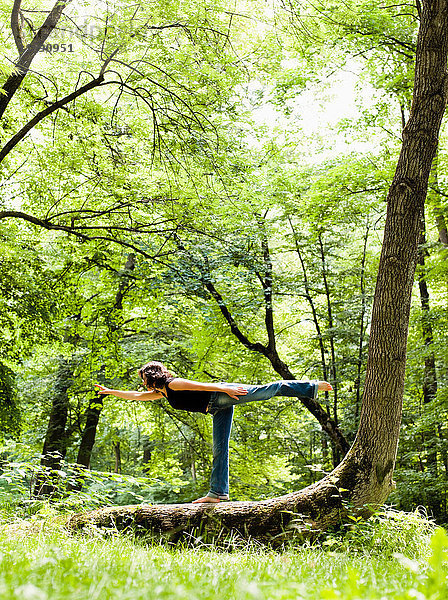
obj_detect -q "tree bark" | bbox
[35,358,72,497]
[74,395,104,469]
[67,0,448,540]
[114,441,122,474]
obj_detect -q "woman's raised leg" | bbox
[210,380,324,410]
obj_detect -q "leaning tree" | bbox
[68,0,448,541]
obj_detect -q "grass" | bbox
[0,508,447,600]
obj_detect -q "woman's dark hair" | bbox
[138,361,175,389]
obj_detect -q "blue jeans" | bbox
[206,380,318,499]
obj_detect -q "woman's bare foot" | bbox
[192,495,221,504]
[318,381,333,392]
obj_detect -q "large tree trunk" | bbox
[35,358,72,497]
[331,0,448,510]
[67,0,448,540]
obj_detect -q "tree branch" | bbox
[0,210,169,260]
[11,0,25,55]
[202,277,267,354]
[0,43,121,163]
[317,234,339,427]
[288,218,330,398]
[0,0,72,119]
[257,217,276,353]
[0,74,105,163]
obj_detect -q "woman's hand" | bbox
[221,385,248,400]
[94,384,114,395]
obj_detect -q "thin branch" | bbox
[380,4,417,8]
[429,186,448,199]
[11,0,25,54]
[109,58,214,132]
[288,217,329,387]
[0,209,170,235]
[415,0,422,20]
[203,276,267,354]
[257,216,276,353]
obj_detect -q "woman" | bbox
[95,360,333,503]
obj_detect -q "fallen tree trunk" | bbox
[67,479,347,543]
[67,0,448,541]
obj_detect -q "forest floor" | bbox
[0,508,447,600]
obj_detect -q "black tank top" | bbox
[164,378,212,414]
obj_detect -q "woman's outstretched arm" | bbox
[168,378,248,400]
[94,384,163,402]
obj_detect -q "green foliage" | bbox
[328,509,437,559]
[0,455,188,516]
[0,234,58,360]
